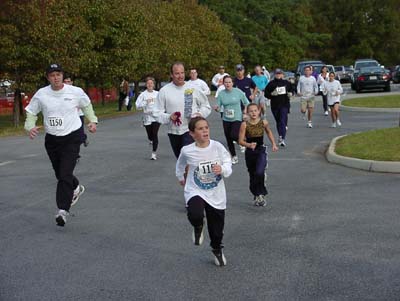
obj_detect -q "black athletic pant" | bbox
[45,129,81,212]
[245,146,268,197]
[145,122,161,152]
[222,120,241,157]
[118,92,127,111]
[187,196,225,250]
[168,131,194,158]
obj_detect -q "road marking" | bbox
[0,160,16,166]
[19,154,40,159]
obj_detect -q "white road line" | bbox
[0,160,16,166]
[19,154,40,159]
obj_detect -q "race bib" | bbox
[48,117,64,130]
[194,160,222,190]
[276,86,287,95]
[143,98,155,113]
[224,109,235,119]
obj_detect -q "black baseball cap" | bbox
[46,63,63,74]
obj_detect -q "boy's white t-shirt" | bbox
[176,140,232,209]
[25,84,91,136]
[135,90,159,125]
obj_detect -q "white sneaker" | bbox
[212,249,227,266]
[278,136,283,143]
[240,145,246,153]
[258,195,267,207]
[336,119,342,127]
[279,139,286,147]
[231,156,238,165]
[307,121,313,128]
[324,111,329,116]
[55,209,68,227]
[331,122,336,128]
[149,141,153,145]
[71,185,85,206]
[151,152,157,160]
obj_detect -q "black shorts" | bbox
[328,102,340,108]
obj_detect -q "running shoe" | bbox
[212,249,226,267]
[331,122,336,128]
[278,136,283,144]
[279,139,286,147]
[307,121,313,128]
[149,141,153,145]
[55,209,68,227]
[84,138,89,147]
[71,185,85,206]
[324,111,329,116]
[192,222,204,246]
[258,195,267,207]
[336,119,342,127]
[151,152,157,160]
[231,156,238,165]
[240,145,246,153]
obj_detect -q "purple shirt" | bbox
[233,77,256,101]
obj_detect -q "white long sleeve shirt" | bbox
[321,80,343,105]
[187,79,211,96]
[25,84,94,136]
[135,90,159,125]
[154,82,211,135]
[176,140,232,209]
[211,72,229,88]
[297,76,319,99]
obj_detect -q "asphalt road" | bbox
[0,90,400,300]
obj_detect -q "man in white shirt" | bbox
[297,65,319,128]
[154,62,211,158]
[187,68,210,96]
[24,63,98,227]
[211,66,229,90]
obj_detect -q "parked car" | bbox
[326,65,335,73]
[334,66,353,82]
[392,65,400,83]
[351,59,380,89]
[384,69,392,82]
[295,60,325,78]
[354,66,390,93]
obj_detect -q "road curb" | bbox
[340,105,400,113]
[326,135,400,173]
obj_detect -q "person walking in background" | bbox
[297,66,318,128]
[118,77,129,111]
[321,72,343,128]
[238,103,278,206]
[24,63,98,227]
[154,62,211,158]
[317,66,329,116]
[136,77,161,160]
[63,73,89,147]
[211,66,228,91]
[252,65,269,116]
[215,75,249,164]
[188,68,210,96]
[265,69,293,147]
[176,117,232,266]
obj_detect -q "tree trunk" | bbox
[13,88,22,128]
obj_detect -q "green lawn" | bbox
[342,95,400,108]
[335,127,400,161]
[0,101,136,137]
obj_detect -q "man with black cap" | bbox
[233,64,258,103]
[24,63,98,227]
[264,69,294,147]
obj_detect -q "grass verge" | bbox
[335,127,400,161]
[342,95,400,108]
[0,101,136,137]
